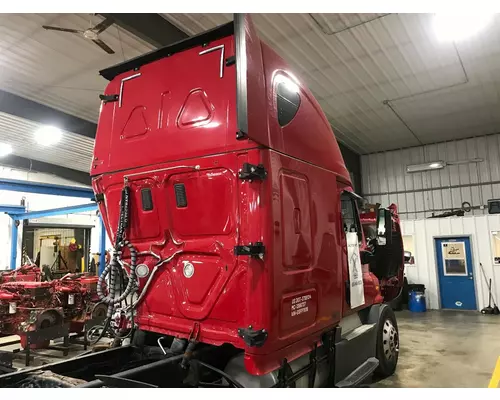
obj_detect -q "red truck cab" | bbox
[360,203,405,308]
[87,14,399,387]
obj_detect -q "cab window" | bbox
[340,192,362,243]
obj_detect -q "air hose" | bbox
[93,185,139,344]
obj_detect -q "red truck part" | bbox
[360,203,405,307]
[0,264,41,284]
[0,15,402,388]
[0,274,102,348]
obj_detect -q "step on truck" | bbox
[0,14,402,388]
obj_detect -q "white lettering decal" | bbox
[290,294,312,317]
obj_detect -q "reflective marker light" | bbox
[136,264,150,278]
[0,143,13,157]
[34,125,63,146]
[182,261,195,278]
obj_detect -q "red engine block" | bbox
[0,264,41,284]
[0,273,101,347]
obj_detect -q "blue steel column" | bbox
[99,216,106,276]
[10,218,18,270]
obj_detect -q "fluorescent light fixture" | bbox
[34,125,62,146]
[433,13,494,42]
[0,142,13,157]
[446,158,484,166]
[406,161,446,173]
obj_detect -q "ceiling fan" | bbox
[42,16,116,55]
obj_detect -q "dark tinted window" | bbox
[276,80,301,127]
[340,192,362,243]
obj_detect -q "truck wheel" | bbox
[375,306,399,377]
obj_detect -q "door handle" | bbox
[469,277,473,280]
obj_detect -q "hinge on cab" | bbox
[238,326,268,347]
[238,163,267,181]
[99,94,119,103]
[234,242,265,259]
[95,193,105,202]
[236,130,248,140]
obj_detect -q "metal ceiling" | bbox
[163,13,500,154]
[0,111,94,172]
[0,13,154,123]
[0,13,499,184]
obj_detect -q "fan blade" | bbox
[42,25,82,33]
[92,17,114,34]
[92,39,115,55]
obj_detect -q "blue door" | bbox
[435,237,477,310]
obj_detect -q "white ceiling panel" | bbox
[163,13,500,154]
[0,13,155,123]
[0,112,94,172]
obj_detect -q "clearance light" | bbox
[34,126,62,146]
[406,161,446,173]
[433,13,494,42]
[0,142,13,157]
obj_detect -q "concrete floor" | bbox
[374,310,500,388]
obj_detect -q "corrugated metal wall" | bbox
[361,133,500,219]
[401,215,500,311]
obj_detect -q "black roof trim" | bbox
[99,21,235,81]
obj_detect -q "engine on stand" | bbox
[0,264,41,284]
[0,272,103,349]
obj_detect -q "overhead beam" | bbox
[0,155,91,186]
[0,177,94,199]
[0,90,97,139]
[11,203,97,221]
[0,205,25,214]
[100,13,188,48]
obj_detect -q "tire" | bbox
[391,288,403,311]
[375,306,399,377]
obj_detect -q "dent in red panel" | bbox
[280,172,313,269]
[177,89,215,129]
[122,106,150,139]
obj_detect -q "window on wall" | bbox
[491,231,500,265]
[402,235,416,267]
[276,76,301,127]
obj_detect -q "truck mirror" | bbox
[360,250,374,265]
[376,208,392,246]
[404,251,412,263]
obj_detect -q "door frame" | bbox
[433,234,479,311]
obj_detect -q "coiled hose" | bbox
[92,185,138,344]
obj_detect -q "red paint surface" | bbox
[92,18,385,376]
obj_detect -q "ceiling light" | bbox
[0,143,13,157]
[406,161,446,173]
[433,13,494,42]
[34,126,62,146]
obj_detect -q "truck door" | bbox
[339,191,367,314]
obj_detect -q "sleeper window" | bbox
[276,77,301,127]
